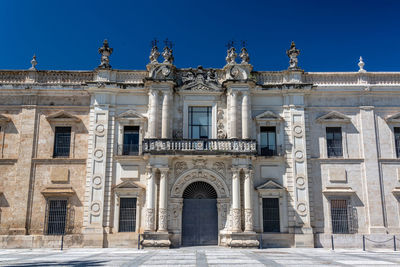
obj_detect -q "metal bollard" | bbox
[331,235,334,250]
[259,234,262,249]
[394,236,397,251]
[362,235,365,251]
[137,233,141,250]
[61,234,64,251]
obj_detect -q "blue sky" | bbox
[1,0,399,71]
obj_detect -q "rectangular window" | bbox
[119,198,137,232]
[260,127,277,156]
[123,126,140,155]
[47,199,67,235]
[188,106,212,139]
[53,127,71,158]
[331,199,349,234]
[395,127,400,158]
[262,198,280,232]
[326,127,342,157]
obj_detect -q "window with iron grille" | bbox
[53,127,71,158]
[260,127,277,156]
[46,199,68,235]
[119,198,137,232]
[262,198,280,232]
[326,127,342,157]
[189,106,212,139]
[394,127,400,158]
[123,126,140,155]
[331,199,349,234]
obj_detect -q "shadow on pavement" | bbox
[5,259,109,267]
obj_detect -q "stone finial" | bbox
[149,39,160,64]
[162,39,174,64]
[29,54,37,70]
[286,41,300,70]
[358,56,366,73]
[226,47,237,65]
[98,39,113,69]
[240,47,250,64]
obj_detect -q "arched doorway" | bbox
[181,181,218,246]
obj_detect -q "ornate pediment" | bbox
[385,113,400,123]
[257,180,285,191]
[116,110,147,122]
[113,180,143,190]
[178,67,221,92]
[316,111,351,124]
[255,111,283,122]
[0,114,11,125]
[46,110,80,123]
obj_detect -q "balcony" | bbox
[117,144,140,156]
[143,139,257,155]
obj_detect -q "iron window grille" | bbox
[326,127,343,157]
[331,199,352,234]
[122,126,140,155]
[262,198,280,232]
[260,126,277,156]
[394,127,400,158]
[119,198,137,232]
[188,106,212,139]
[53,127,71,158]
[46,199,68,235]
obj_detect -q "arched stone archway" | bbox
[170,168,230,246]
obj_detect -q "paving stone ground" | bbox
[0,247,399,266]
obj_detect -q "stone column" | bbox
[231,168,241,232]
[158,168,168,232]
[161,91,171,139]
[145,167,156,231]
[149,89,159,138]
[241,91,250,139]
[244,168,254,232]
[229,91,238,139]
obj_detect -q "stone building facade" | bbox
[0,41,399,248]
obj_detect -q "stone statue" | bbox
[226,47,237,65]
[98,39,113,69]
[149,46,160,64]
[29,54,37,70]
[286,41,300,70]
[162,46,174,64]
[358,56,366,73]
[239,47,250,64]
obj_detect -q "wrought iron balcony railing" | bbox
[143,139,257,155]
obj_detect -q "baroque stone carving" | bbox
[174,162,188,177]
[286,41,300,70]
[244,208,254,231]
[29,54,37,70]
[239,47,250,64]
[212,162,225,176]
[179,66,220,91]
[98,39,113,69]
[149,45,160,64]
[226,47,237,65]
[358,56,366,73]
[162,46,174,64]
[193,159,207,168]
[145,208,155,231]
[217,108,226,138]
[158,208,168,231]
[231,208,241,231]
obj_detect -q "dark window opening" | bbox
[331,199,349,234]
[189,107,212,139]
[262,198,280,232]
[53,127,71,158]
[326,127,342,157]
[123,126,139,155]
[119,198,137,232]
[47,199,67,235]
[260,127,277,156]
[395,127,400,158]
